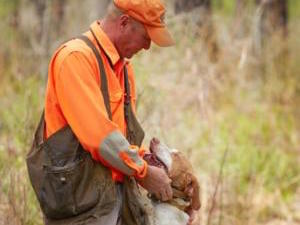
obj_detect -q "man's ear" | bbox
[119,14,130,31]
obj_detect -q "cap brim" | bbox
[145,25,175,47]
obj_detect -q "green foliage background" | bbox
[0,0,299,225]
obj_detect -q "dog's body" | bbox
[153,202,190,225]
[143,138,201,225]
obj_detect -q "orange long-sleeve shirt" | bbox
[45,21,146,182]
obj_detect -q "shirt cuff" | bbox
[99,130,147,178]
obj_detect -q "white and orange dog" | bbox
[143,138,201,225]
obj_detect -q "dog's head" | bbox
[144,138,201,211]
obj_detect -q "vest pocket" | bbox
[40,150,100,219]
[34,124,101,220]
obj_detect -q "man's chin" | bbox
[125,50,141,59]
[125,52,135,59]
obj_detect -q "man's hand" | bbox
[137,165,173,201]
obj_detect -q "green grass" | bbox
[0,74,44,225]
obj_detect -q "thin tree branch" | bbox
[207,146,229,225]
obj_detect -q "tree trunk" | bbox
[28,0,51,76]
[253,0,289,78]
[174,0,219,62]
[175,0,209,14]
[52,0,67,36]
[233,0,247,37]
[8,0,21,29]
[30,0,47,41]
[256,0,288,38]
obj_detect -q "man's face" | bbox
[116,15,151,59]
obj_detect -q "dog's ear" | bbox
[149,137,160,152]
[184,173,201,210]
[190,174,201,210]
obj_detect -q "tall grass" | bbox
[133,9,300,225]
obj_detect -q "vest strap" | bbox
[77,35,112,120]
[124,67,130,120]
[78,34,144,146]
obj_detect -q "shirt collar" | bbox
[90,20,121,66]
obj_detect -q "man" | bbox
[27,0,196,224]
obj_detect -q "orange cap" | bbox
[113,0,175,47]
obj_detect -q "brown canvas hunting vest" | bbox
[26,35,151,225]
